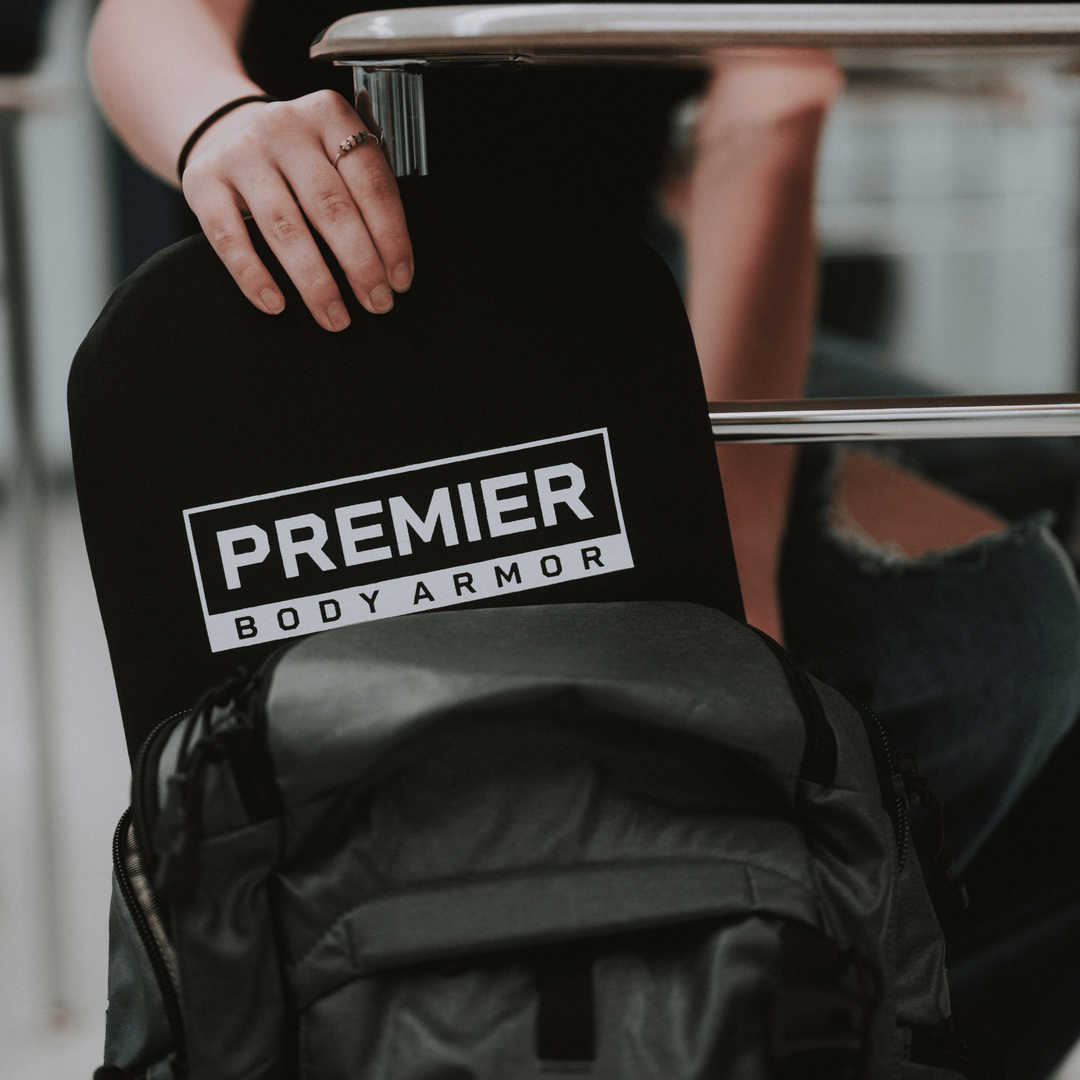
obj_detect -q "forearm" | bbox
[88,0,259,185]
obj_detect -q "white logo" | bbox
[184,430,632,651]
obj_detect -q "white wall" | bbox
[817,65,1080,394]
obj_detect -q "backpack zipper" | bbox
[742,625,910,867]
[130,707,193,890]
[845,695,911,870]
[895,750,970,922]
[149,669,262,904]
[118,650,290,1078]
[748,625,838,787]
[846,696,969,922]
[111,808,187,1075]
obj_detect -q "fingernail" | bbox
[261,289,284,314]
[390,263,413,291]
[370,284,394,313]
[327,300,351,331]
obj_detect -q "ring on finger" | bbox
[335,129,384,165]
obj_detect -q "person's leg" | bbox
[806,336,1080,548]
[660,52,842,641]
[664,61,1080,862]
[667,58,1035,647]
[799,344,1080,1080]
[780,445,1080,873]
[830,448,1007,560]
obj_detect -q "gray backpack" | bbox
[97,601,987,1080]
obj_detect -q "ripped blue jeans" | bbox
[780,446,1080,872]
[778,346,1080,1080]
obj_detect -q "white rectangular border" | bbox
[184,429,629,651]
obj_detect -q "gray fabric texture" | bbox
[104,601,963,1079]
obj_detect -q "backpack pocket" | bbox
[296,914,877,1080]
[279,711,853,1080]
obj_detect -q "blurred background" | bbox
[3,0,1080,1076]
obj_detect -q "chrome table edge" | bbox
[313,3,1080,176]
[312,3,1080,63]
[709,395,1080,442]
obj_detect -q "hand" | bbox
[180,89,413,331]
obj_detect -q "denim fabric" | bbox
[780,446,1080,872]
[785,341,1080,1079]
[792,341,1080,872]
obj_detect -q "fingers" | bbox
[260,141,395,323]
[193,188,288,317]
[332,134,413,293]
[193,162,356,331]
[181,90,413,330]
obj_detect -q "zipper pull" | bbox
[897,752,969,925]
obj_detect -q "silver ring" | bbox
[334,129,383,164]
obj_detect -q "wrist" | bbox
[178,93,278,182]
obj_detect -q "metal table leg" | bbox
[351,66,428,177]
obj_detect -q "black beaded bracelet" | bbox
[177,94,279,182]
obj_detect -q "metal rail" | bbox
[313,3,1080,176]
[312,3,1080,64]
[710,395,1080,442]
